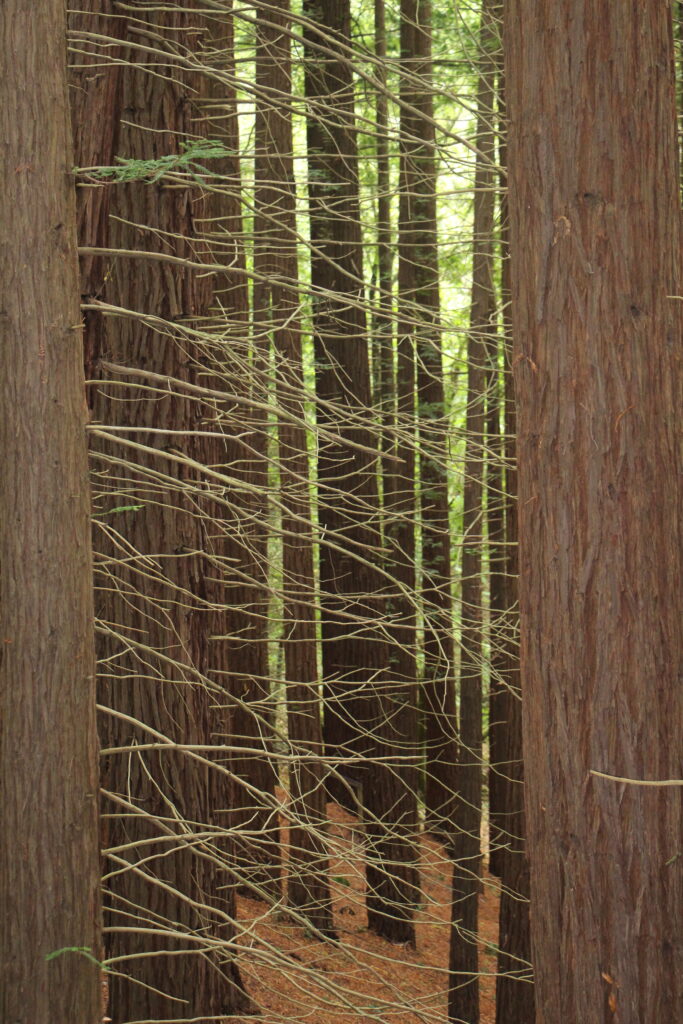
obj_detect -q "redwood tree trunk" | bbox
[507,1,683,1018]
[303,0,387,807]
[304,0,420,945]
[0,3,101,1021]
[69,0,127,384]
[493,40,534,1023]
[371,0,395,469]
[91,7,252,1017]
[448,4,495,1019]
[254,0,335,936]
[398,0,458,843]
[201,2,280,904]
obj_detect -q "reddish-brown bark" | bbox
[507,1,683,1018]
[494,332,534,1024]
[89,7,253,1017]
[448,7,496,1022]
[201,3,281,904]
[493,46,534,1022]
[0,3,101,1020]
[254,0,336,936]
[303,0,387,806]
[69,0,127,387]
[304,0,419,945]
[399,0,459,845]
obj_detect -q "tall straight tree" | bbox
[397,0,458,840]
[89,6,252,1017]
[254,0,335,936]
[303,0,385,804]
[448,3,496,1020]
[371,0,395,462]
[494,265,534,1023]
[304,0,420,945]
[200,3,281,903]
[486,13,507,877]
[507,0,683,1018]
[0,2,102,1020]
[493,30,534,1022]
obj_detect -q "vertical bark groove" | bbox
[0,4,102,1021]
[506,1,683,1018]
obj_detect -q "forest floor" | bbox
[235,799,500,1024]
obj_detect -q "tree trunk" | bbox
[485,333,508,881]
[90,7,253,1017]
[303,0,386,810]
[398,0,458,844]
[493,38,535,1023]
[494,362,534,1020]
[448,4,496,1020]
[0,4,102,1021]
[254,0,336,937]
[304,0,420,945]
[506,0,683,1018]
[69,0,127,386]
[371,0,395,472]
[200,1,281,904]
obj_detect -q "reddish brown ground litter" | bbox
[234,800,500,1024]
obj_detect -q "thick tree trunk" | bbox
[90,7,253,1018]
[506,1,683,1019]
[448,4,495,1020]
[0,4,102,1021]
[254,0,336,937]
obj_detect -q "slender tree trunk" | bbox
[448,4,495,1020]
[255,0,336,936]
[304,0,420,945]
[69,0,127,385]
[200,2,281,903]
[485,337,507,881]
[398,0,458,843]
[493,36,534,1022]
[486,28,507,872]
[304,0,386,810]
[0,4,102,1021]
[91,7,253,1017]
[372,0,395,472]
[494,332,534,1022]
[507,1,683,1018]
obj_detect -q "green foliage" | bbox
[74,139,236,185]
[45,946,108,971]
[93,504,145,517]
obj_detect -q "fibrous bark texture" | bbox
[303,0,387,806]
[304,0,419,945]
[0,4,101,1021]
[255,0,335,936]
[398,0,458,844]
[201,2,280,904]
[91,6,252,1018]
[506,1,683,1019]
[69,0,127,383]
[494,52,534,1021]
